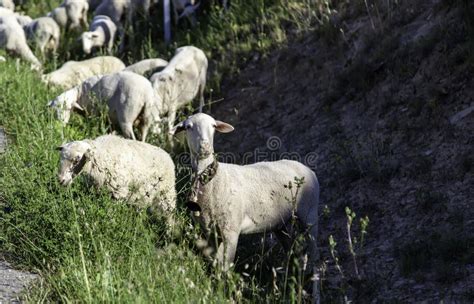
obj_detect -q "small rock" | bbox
[0,127,6,153]
[449,105,474,125]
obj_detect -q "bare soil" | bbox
[210,0,474,301]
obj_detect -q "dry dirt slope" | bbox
[209,0,473,302]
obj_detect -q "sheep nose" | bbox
[201,141,210,150]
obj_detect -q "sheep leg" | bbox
[140,120,150,142]
[119,122,136,140]
[215,230,239,271]
[167,107,177,140]
[305,222,320,304]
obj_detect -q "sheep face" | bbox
[173,113,234,160]
[81,31,98,54]
[57,141,91,186]
[48,88,82,124]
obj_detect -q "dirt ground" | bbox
[210,0,474,301]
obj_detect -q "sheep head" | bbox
[56,140,91,186]
[172,113,234,161]
[47,87,83,124]
[81,31,99,54]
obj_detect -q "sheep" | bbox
[94,0,129,25]
[49,71,161,141]
[0,55,5,61]
[42,56,125,89]
[150,45,207,136]
[80,15,117,54]
[47,74,103,123]
[48,0,89,31]
[0,15,41,70]
[0,0,14,11]
[172,0,200,26]
[123,58,168,77]
[172,113,320,299]
[56,134,176,225]
[24,17,60,56]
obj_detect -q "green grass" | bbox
[0,0,322,302]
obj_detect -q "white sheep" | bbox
[0,7,31,26]
[94,0,129,25]
[172,0,199,26]
[150,45,207,136]
[57,134,176,221]
[0,15,41,70]
[0,0,14,11]
[80,15,117,54]
[172,113,320,299]
[49,71,161,141]
[48,0,89,31]
[24,17,60,56]
[48,74,103,123]
[42,56,125,89]
[123,58,168,76]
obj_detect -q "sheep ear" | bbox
[215,120,234,133]
[171,121,186,135]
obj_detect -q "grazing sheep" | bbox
[172,0,199,26]
[48,74,103,123]
[0,15,41,70]
[57,134,176,221]
[81,15,117,54]
[48,0,89,31]
[124,58,168,77]
[94,0,129,25]
[172,113,320,299]
[150,46,207,135]
[0,55,5,61]
[49,71,161,141]
[42,56,125,89]
[0,0,14,11]
[24,17,60,56]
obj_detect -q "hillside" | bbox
[209,0,474,301]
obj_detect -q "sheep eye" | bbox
[186,124,192,130]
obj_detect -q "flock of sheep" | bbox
[1,0,321,301]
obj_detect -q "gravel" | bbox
[0,260,38,303]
